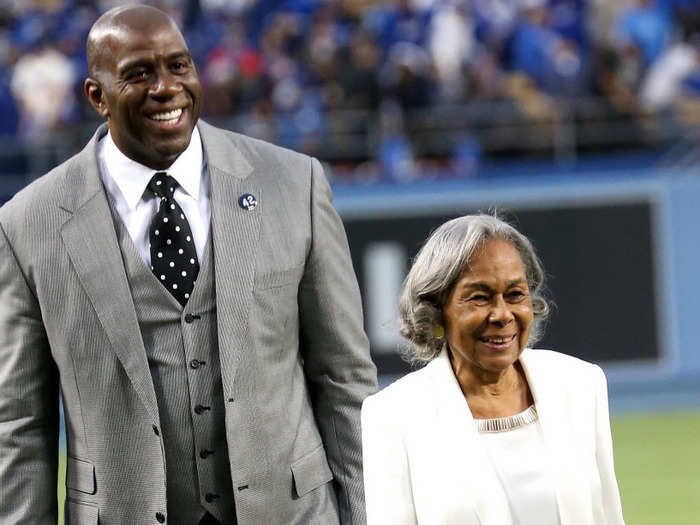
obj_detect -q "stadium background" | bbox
[1,0,699,523]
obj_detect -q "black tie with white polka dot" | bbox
[147,172,199,306]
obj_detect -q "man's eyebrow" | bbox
[118,52,192,74]
[167,51,193,62]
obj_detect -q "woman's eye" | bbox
[469,294,489,304]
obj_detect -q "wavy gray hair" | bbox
[398,214,550,363]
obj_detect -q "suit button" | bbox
[155,512,165,523]
[189,359,201,369]
[205,492,220,503]
[194,404,211,415]
[184,314,194,323]
[199,449,214,459]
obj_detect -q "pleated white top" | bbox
[477,406,562,525]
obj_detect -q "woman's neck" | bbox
[452,359,533,419]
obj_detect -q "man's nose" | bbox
[150,69,182,98]
[488,295,514,325]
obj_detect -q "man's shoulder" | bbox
[1,159,73,220]
[198,120,313,174]
[0,130,100,229]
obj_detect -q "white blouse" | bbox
[477,406,562,525]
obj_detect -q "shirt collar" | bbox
[102,126,204,210]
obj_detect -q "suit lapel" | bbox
[520,350,592,525]
[429,351,514,525]
[199,122,262,388]
[60,126,159,422]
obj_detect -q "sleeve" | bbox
[0,223,60,524]
[593,364,626,525]
[298,157,379,525]
[361,394,417,525]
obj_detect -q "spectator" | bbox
[613,0,673,66]
[10,43,76,139]
[428,0,475,102]
[640,33,700,111]
[383,41,433,110]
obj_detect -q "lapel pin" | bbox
[238,193,258,211]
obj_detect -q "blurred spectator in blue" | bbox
[0,5,19,138]
[0,78,19,137]
[613,0,673,66]
[549,0,587,48]
[363,0,432,54]
[509,0,582,93]
[510,0,559,88]
[379,134,416,182]
[450,134,481,177]
[377,100,417,182]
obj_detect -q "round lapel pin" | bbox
[238,193,258,211]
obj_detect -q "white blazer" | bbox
[362,349,625,525]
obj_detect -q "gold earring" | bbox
[433,324,444,339]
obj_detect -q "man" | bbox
[0,5,377,525]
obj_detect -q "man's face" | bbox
[88,20,202,169]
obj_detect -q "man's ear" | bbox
[84,78,109,118]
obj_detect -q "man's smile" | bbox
[147,108,185,128]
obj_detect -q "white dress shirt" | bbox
[97,126,210,267]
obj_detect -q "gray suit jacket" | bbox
[0,121,378,524]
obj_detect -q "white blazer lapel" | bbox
[429,351,514,525]
[519,350,593,525]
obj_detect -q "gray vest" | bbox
[111,210,236,525]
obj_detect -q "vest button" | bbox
[155,512,166,523]
[152,425,160,436]
[184,314,195,323]
[189,359,201,369]
[199,449,214,459]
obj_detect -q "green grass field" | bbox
[611,410,700,525]
[56,410,700,524]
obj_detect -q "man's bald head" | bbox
[86,4,181,79]
[83,3,202,170]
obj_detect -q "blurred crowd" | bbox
[1,0,699,182]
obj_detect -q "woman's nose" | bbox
[488,295,514,325]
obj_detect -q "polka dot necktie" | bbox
[147,172,199,306]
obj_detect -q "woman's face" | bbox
[442,238,534,376]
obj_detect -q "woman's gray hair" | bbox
[398,214,550,363]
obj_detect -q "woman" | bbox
[361,214,625,525]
